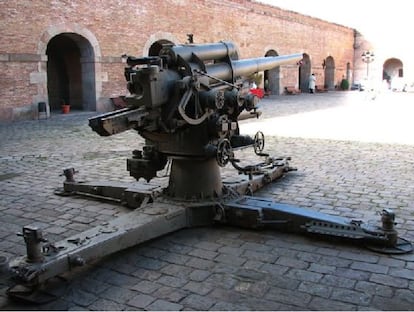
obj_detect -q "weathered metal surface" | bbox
[89,41,302,182]
[222,197,411,253]
[8,201,188,286]
[57,180,163,208]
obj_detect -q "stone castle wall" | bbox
[0,0,355,121]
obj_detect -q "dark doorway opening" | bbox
[264,50,280,95]
[46,33,96,112]
[324,56,335,90]
[299,54,311,92]
[149,39,175,56]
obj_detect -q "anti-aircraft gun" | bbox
[89,41,303,198]
[5,40,412,304]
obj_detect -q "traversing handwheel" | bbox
[254,131,265,155]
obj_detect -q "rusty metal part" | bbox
[8,201,189,287]
[223,197,412,253]
[17,226,48,263]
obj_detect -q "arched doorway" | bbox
[346,62,352,82]
[148,39,175,56]
[46,33,96,111]
[264,49,280,95]
[383,58,404,91]
[324,56,335,90]
[299,53,311,92]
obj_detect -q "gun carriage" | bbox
[5,39,412,303]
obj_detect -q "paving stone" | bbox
[242,249,278,263]
[161,251,190,265]
[130,280,161,294]
[137,246,169,259]
[88,298,126,311]
[388,267,414,280]
[309,263,336,274]
[78,277,112,295]
[330,288,372,306]
[369,273,409,288]
[350,261,389,274]
[355,281,393,298]
[308,296,357,311]
[243,280,270,297]
[134,255,167,270]
[160,263,193,278]
[214,253,247,266]
[210,301,250,311]
[259,263,289,276]
[189,269,211,282]
[186,256,215,270]
[110,262,137,275]
[99,286,137,304]
[334,267,372,281]
[206,273,239,289]
[298,281,333,298]
[107,271,139,287]
[243,259,266,270]
[320,274,357,289]
[285,268,323,283]
[152,286,188,303]
[265,287,312,308]
[235,268,268,281]
[146,299,183,311]
[157,275,187,288]
[188,247,218,260]
[217,245,244,256]
[212,262,238,274]
[318,254,352,268]
[371,295,413,311]
[206,286,249,304]
[183,281,214,295]
[71,289,98,307]
[131,268,162,281]
[126,293,155,309]
[196,241,222,251]
[241,241,273,252]
[276,256,309,269]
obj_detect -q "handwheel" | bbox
[254,131,265,155]
[216,139,233,167]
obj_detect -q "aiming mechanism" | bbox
[5,40,412,303]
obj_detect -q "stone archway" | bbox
[383,58,404,91]
[143,32,179,57]
[38,24,102,112]
[264,50,280,95]
[324,56,335,90]
[148,39,175,56]
[46,33,96,111]
[299,53,311,92]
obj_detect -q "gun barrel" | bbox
[204,53,303,82]
[233,53,303,77]
[160,41,238,64]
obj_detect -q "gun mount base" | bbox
[6,155,413,304]
[365,237,413,254]
[167,158,223,199]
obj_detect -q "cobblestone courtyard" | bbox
[1,91,414,310]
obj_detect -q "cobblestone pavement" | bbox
[1,91,414,310]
